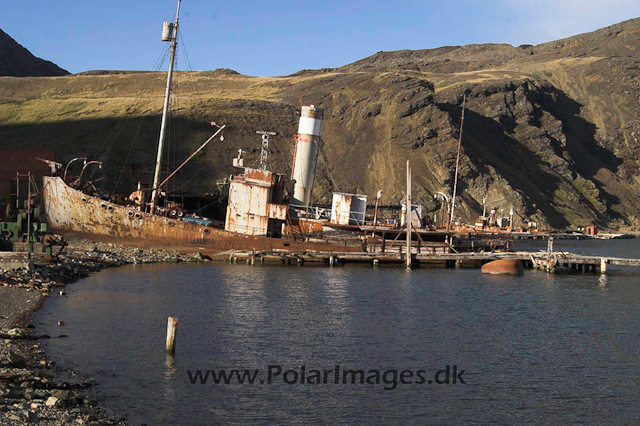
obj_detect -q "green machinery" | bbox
[0,172,49,252]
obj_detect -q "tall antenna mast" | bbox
[150,0,182,213]
[449,93,466,227]
[256,130,276,170]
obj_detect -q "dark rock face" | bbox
[0,28,68,76]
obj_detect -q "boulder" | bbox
[7,350,27,368]
[7,328,25,337]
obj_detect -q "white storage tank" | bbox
[330,193,368,225]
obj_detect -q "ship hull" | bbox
[42,177,362,255]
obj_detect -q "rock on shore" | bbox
[0,239,207,425]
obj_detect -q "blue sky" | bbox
[1,0,639,76]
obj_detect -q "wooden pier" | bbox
[214,249,640,274]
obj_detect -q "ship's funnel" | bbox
[291,105,324,207]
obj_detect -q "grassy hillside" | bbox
[1,19,639,230]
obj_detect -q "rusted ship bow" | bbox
[42,175,362,255]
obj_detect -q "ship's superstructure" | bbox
[224,162,288,237]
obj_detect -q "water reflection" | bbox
[36,256,640,425]
[598,274,608,290]
[323,268,351,324]
[219,265,268,326]
[162,353,178,407]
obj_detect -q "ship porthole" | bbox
[127,210,134,217]
[107,205,114,211]
[81,197,87,202]
[100,203,107,209]
[168,220,176,227]
[203,228,211,235]
[135,212,143,219]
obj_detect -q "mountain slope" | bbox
[0,19,639,230]
[0,28,68,76]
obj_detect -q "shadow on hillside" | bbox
[0,111,299,194]
[441,103,572,228]
[437,86,623,228]
[529,85,623,216]
[0,115,215,191]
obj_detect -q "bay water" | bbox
[37,239,640,424]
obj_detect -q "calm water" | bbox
[37,240,640,425]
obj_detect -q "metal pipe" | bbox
[373,190,382,229]
[450,94,466,226]
[63,157,87,182]
[79,161,102,182]
[509,208,514,230]
[406,161,411,269]
[150,0,182,213]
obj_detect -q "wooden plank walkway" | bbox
[214,249,640,274]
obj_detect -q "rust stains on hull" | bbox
[42,177,363,254]
[481,259,524,276]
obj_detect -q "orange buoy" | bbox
[481,259,524,276]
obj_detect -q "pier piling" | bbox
[166,317,178,354]
[600,258,607,274]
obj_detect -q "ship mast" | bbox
[150,0,182,213]
[449,93,466,228]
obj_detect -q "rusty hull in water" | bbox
[42,176,362,255]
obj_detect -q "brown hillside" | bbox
[0,18,639,230]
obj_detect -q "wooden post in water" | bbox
[166,317,178,354]
[406,160,412,269]
[600,258,607,274]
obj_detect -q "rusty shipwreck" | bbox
[40,0,517,259]
[41,0,364,256]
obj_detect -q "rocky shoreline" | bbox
[0,239,208,425]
